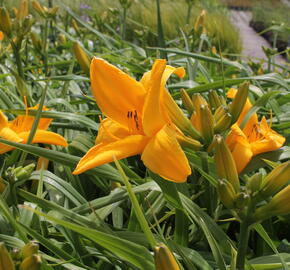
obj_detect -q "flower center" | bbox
[127,110,141,134]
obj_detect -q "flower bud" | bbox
[213,105,228,123]
[190,93,208,132]
[71,19,79,33]
[154,243,180,270]
[0,7,12,36]
[0,242,15,270]
[58,34,67,45]
[176,134,202,151]
[19,254,41,270]
[260,161,290,198]
[229,81,249,124]
[73,42,90,75]
[214,112,232,133]
[164,91,201,140]
[32,1,45,17]
[180,89,194,114]
[200,104,214,144]
[21,15,34,35]
[214,135,240,192]
[194,9,207,33]
[246,173,262,194]
[11,164,35,181]
[255,185,290,221]
[21,241,39,260]
[217,179,236,209]
[208,90,224,111]
[17,0,29,21]
[30,32,42,51]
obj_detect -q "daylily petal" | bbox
[0,144,14,154]
[0,31,3,41]
[140,64,185,91]
[0,111,8,126]
[18,130,68,147]
[251,117,285,155]
[96,118,131,144]
[8,105,52,133]
[227,124,253,173]
[0,127,23,143]
[73,135,149,175]
[141,125,191,183]
[142,59,168,136]
[90,57,146,127]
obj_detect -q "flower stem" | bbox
[236,220,250,270]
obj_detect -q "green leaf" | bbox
[24,207,155,270]
[0,139,122,183]
[253,224,289,270]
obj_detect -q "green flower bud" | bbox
[0,242,15,270]
[214,135,240,192]
[260,161,290,198]
[229,81,249,124]
[154,243,180,270]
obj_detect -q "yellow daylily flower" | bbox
[73,58,191,182]
[0,105,68,154]
[226,88,285,173]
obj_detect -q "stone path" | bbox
[229,10,285,65]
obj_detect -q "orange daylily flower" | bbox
[0,31,4,41]
[0,105,68,154]
[73,57,191,182]
[226,88,285,173]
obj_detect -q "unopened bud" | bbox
[58,34,66,44]
[208,90,224,111]
[214,112,232,133]
[32,1,45,16]
[0,7,12,36]
[176,134,202,151]
[154,243,180,270]
[164,91,201,140]
[260,161,290,198]
[200,104,214,144]
[214,135,240,192]
[31,32,42,51]
[194,9,207,33]
[22,15,34,35]
[48,6,59,16]
[19,254,41,270]
[15,164,35,180]
[22,241,39,260]
[213,105,228,123]
[0,242,15,270]
[191,93,208,132]
[246,173,262,194]
[180,89,194,114]
[17,0,29,21]
[71,19,79,33]
[217,179,236,209]
[229,81,249,124]
[73,42,90,75]
[255,185,290,221]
